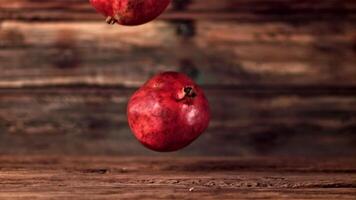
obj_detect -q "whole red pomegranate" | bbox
[89,0,171,26]
[127,72,211,152]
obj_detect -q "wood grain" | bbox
[0,87,355,156]
[0,0,355,157]
[0,0,355,21]
[0,20,355,87]
[0,156,355,199]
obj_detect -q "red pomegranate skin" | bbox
[127,72,211,152]
[89,0,171,26]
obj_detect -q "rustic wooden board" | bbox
[0,87,355,156]
[0,0,355,157]
[0,156,355,199]
[0,20,355,87]
[0,0,355,21]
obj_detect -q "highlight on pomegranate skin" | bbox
[127,72,211,152]
[89,0,171,26]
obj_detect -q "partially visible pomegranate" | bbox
[127,72,211,152]
[89,0,171,26]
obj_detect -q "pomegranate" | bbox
[127,72,211,152]
[89,0,171,26]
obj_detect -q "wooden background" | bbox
[0,0,355,156]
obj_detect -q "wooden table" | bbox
[0,156,355,199]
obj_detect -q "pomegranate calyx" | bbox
[183,86,197,98]
[105,14,121,25]
[106,16,117,24]
[177,86,197,101]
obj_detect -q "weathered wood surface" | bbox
[0,0,355,156]
[0,87,355,156]
[0,156,355,199]
[0,20,356,87]
[0,0,356,21]
[0,0,355,88]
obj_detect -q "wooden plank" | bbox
[0,87,355,156]
[0,156,355,199]
[0,0,355,22]
[1,21,355,47]
[0,21,355,87]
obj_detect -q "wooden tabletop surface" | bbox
[0,156,355,199]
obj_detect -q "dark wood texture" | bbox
[0,156,355,199]
[0,0,355,156]
[0,87,355,156]
[1,0,356,21]
[0,20,356,87]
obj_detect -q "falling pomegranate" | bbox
[89,0,171,26]
[127,72,211,152]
